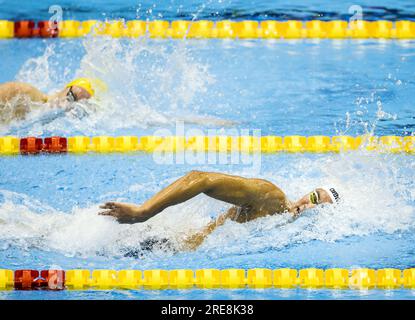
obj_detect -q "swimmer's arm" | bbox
[0,82,48,103]
[99,170,277,223]
[182,207,238,251]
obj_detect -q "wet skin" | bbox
[99,171,334,250]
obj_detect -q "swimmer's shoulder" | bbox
[0,81,36,92]
[249,177,285,194]
[0,82,48,103]
[248,177,289,211]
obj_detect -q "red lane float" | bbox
[43,136,67,153]
[38,21,59,38]
[14,270,65,290]
[39,270,65,290]
[13,21,59,38]
[20,137,67,154]
[14,20,36,38]
[20,137,43,154]
[14,270,39,290]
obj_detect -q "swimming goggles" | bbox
[66,86,77,102]
[309,190,320,205]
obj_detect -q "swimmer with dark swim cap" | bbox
[99,171,340,250]
[0,78,103,124]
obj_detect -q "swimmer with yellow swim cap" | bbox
[0,78,100,124]
[99,171,340,250]
[64,78,95,101]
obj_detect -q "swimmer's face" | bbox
[64,85,92,102]
[290,188,333,215]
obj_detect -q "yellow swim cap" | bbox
[66,78,95,97]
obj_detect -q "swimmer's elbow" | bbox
[181,233,205,251]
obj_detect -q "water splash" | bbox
[335,90,398,137]
[199,152,414,257]
[15,44,59,92]
[0,151,413,260]
[4,36,229,136]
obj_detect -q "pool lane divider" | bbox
[0,135,414,155]
[1,268,415,290]
[0,20,415,39]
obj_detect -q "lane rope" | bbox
[0,135,414,155]
[0,20,414,39]
[1,268,414,290]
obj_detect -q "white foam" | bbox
[0,189,216,258]
[4,37,234,136]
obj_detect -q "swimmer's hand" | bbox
[99,202,150,224]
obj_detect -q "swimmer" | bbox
[0,78,94,124]
[99,171,340,250]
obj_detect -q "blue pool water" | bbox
[0,0,415,300]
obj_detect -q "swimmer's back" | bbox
[0,82,47,103]
[200,171,289,216]
[0,82,49,124]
